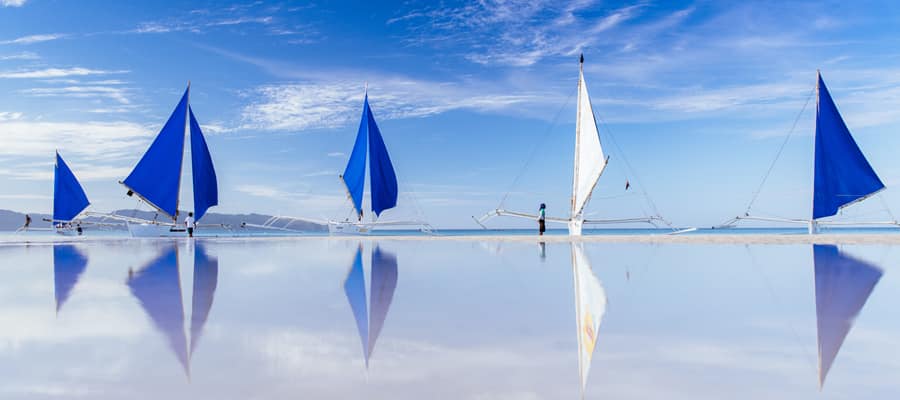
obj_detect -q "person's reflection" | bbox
[53,244,88,314]
[127,243,220,378]
[570,243,607,397]
[344,244,398,369]
[813,244,883,389]
[538,241,546,261]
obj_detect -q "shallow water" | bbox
[0,239,896,399]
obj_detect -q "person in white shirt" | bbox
[185,212,195,238]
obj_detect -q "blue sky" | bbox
[1,0,900,228]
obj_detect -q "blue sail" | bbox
[813,74,884,219]
[123,87,189,219]
[343,246,369,365]
[813,244,882,388]
[53,244,88,313]
[342,98,369,219]
[366,246,397,364]
[127,245,189,377]
[366,95,398,216]
[189,107,218,221]
[190,243,218,357]
[53,152,90,222]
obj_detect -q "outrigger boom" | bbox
[473,209,668,229]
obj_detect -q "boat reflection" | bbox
[126,242,219,378]
[813,244,883,389]
[570,243,606,397]
[344,244,398,369]
[53,244,88,313]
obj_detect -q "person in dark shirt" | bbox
[538,203,546,236]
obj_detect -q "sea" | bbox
[0,230,897,398]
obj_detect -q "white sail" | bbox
[572,242,607,395]
[571,61,608,218]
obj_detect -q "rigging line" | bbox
[593,113,665,224]
[743,86,816,215]
[497,90,576,209]
[876,193,897,222]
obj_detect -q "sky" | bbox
[1,0,900,228]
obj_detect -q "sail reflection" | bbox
[190,244,219,358]
[53,244,88,313]
[571,243,607,397]
[344,245,398,369]
[813,244,883,388]
[127,242,219,378]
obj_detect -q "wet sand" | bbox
[5,233,900,245]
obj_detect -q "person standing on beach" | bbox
[185,212,195,238]
[538,203,546,236]
[24,214,31,229]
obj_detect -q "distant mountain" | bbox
[0,209,327,232]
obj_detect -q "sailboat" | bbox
[116,84,219,237]
[722,72,894,233]
[571,242,607,396]
[127,242,219,378]
[344,244,398,369]
[813,244,882,389]
[52,152,90,235]
[330,88,431,235]
[476,55,667,235]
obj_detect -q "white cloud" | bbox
[0,0,26,7]
[327,152,345,157]
[0,119,152,161]
[0,111,22,121]
[0,33,65,45]
[0,67,126,79]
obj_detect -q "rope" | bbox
[497,90,575,209]
[593,113,668,226]
[744,87,816,215]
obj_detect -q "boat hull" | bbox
[126,222,188,238]
[328,221,371,235]
[568,218,583,236]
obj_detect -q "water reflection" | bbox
[570,243,606,396]
[126,242,219,378]
[190,244,218,358]
[343,245,398,369]
[813,244,883,389]
[53,244,88,313]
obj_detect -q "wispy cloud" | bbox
[0,33,65,45]
[21,85,132,104]
[326,152,345,157]
[0,0,26,7]
[390,1,656,67]
[242,78,541,131]
[0,51,38,60]
[0,67,126,79]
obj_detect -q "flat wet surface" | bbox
[0,239,896,399]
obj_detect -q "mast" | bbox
[572,54,584,218]
[176,81,190,221]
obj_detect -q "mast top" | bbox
[580,53,584,64]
